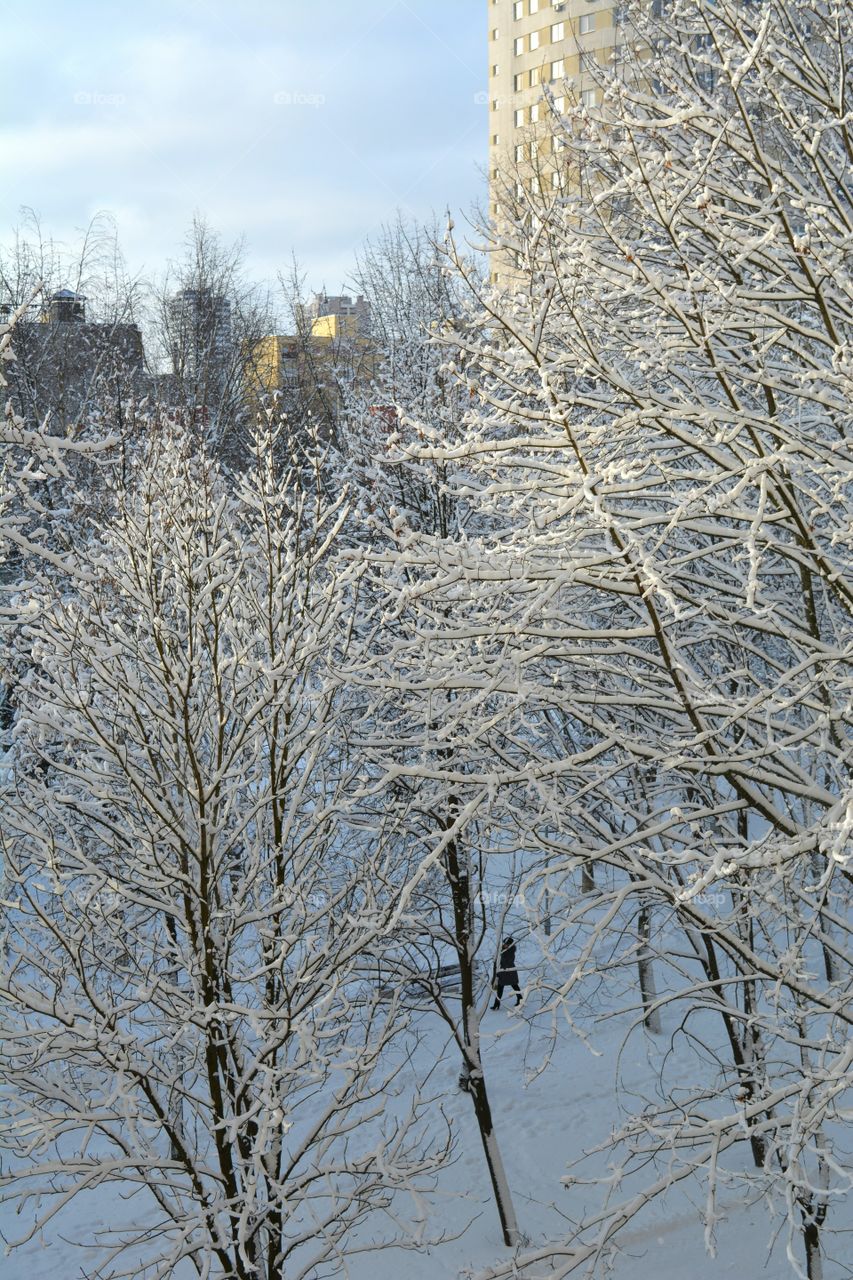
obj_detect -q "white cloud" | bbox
[1,0,485,289]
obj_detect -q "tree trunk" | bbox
[802,1208,823,1280]
[466,1060,521,1247]
[637,902,662,1033]
[677,901,768,1169]
[443,815,521,1248]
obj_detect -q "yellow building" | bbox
[309,312,363,341]
[246,320,375,439]
[248,334,299,397]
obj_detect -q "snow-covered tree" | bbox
[326,219,527,1249]
[153,217,275,466]
[337,0,852,1273]
[0,427,449,1279]
[338,216,479,537]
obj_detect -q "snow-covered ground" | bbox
[338,991,830,1280]
[4,934,848,1280]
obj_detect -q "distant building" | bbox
[157,285,246,449]
[167,287,233,390]
[45,288,87,323]
[247,294,374,440]
[4,289,145,430]
[168,288,233,376]
[248,335,302,397]
[303,293,370,339]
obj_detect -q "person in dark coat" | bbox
[491,935,522,1009]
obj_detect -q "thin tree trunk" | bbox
[802,1207,823,1280]
[675,897,768,1168]
[466,1057,521,1248]
[443,815,521,1248]
[637,902,662,1033]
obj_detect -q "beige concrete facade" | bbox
[488,0,621,220]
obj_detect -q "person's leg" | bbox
[511,976,522,1005]
[492,978,506,1010]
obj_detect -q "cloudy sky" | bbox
[1,0,486,295]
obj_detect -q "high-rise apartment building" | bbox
[488,0,620,218]
[168,287,234,387]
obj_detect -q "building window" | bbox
[529,66,542,86]
[551,57,565,79]
[514,35,524,54]
[551,170,562,189]
[551,21,565,40]
[530,102,540,122]
[492,27,499,40]
[581,88,597,106]
[513,0,524,16]
[579,13,595,33]
[514,107,525,126]
[491,64,499,76]
[530,29,541,50]
[554,95,565,112]
[514,72,525,90]
[553,133,566,151]
[529,0,539,12]
[491,133,500,145]
[515,143,526,162]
